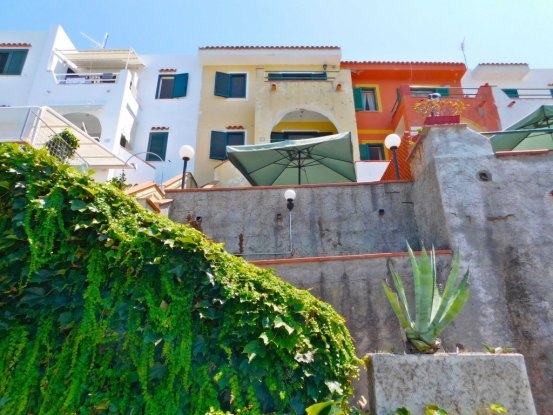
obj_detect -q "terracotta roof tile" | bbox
[200,46,339,50]
[0,43,31,48]
[341,60,465,65]
[476,62,528,66]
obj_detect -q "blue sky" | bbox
[2,0,552,68]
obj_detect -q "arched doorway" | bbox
[62,112,102,141]
[270,109,337,143]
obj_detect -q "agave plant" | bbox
[382,243,470,353]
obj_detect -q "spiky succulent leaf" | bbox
[411,244,435,334]
[433,269,470,337]
[382,280,411,330]
[432,250,462,321]
[388,262,412,324]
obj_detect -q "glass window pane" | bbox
[229,74,246,98]
[146,132,168,160]
[157,76,175,99]
[362,89,377,111]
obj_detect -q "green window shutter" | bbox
[210,131,228,159]
[173,73,188,98]
[353,88,363,111]
[146,132,168,161]
[502,88,519,98]
[435,87,450,97]
[359,144,369,160]
[5,50,28,75]
[214,72,230,97]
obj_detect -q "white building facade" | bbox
[0,26,201,186]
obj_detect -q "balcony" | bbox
[391,84,502,133]
[0,106,130,173]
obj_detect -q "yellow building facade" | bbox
[195,47,359,187]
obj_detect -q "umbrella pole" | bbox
[298,151,301,184]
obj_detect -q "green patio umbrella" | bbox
[227,132,356,186]
[490,105,553,152]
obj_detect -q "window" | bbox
[270,131,332,143]
[156,73,188,99]
[354,88,379,111]
[0,49,28,75]
[214,72,246,98]
[359,144,384,161]
[146,132,169,161]
[502,88,519,98]
[268,72,327,81]
[210,131,245,160]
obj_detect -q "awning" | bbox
[55,48,145,70]
[489,105,553,152]
[227,132,356,186]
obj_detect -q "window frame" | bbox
[209,130,245,160]
[353,85,381,112]
[0,49,28,75]
[267,72,327,81]
[359,143,385,161]
[214,71,247,98]
[155,73,189,99]
[146,131,169,161]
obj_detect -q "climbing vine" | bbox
[0,143,360,414]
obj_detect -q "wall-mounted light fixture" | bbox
[323,64,328,72]
[179,145,195,189]
[284,189,296,254]
[384,133,402,180]
[335,83,342,92]
[271,83,277,92]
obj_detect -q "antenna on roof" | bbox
[81,32,109,49]
[460,37,467,66]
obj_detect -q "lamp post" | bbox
[124,151,165,188]
[179,145,195,189]
[284,189,296,254]
[384,133,402,181]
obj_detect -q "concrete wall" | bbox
[411,125,553,413]
[167,124,553,413]
[167,181,420,260]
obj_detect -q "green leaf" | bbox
[70,199,87,211]
[413,244,435,333]
[305,401,334,415]
[274,316,294,335]
[382,280,411,330]
[324,380,343,395]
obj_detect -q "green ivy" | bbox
[0,143,360,414]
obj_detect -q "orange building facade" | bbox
[341,61,502,181]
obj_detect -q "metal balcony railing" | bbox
[53,72,118,85]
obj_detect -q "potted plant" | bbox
[45,128,80,162]
[414,97,467,126]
